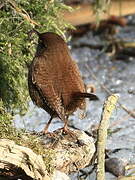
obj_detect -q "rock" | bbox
[51,170,71,180]
[105,157,127,177]
[0,129,95,179]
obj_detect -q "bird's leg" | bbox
[63,117,69,132]
[43,116,53,134]
[63,115,68,132]
[61,116,77,139]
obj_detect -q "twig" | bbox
[85,64,135,119]
[118,176,135,180]
[126,164,135,170]
[110,109,135,128]
[96,94,119,180]
[7,0,40,27]
[0,3,4,9]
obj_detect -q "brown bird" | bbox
[28,30,98,134]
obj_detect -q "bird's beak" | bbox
[27,29,40,41]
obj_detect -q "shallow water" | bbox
[14,15,135,179]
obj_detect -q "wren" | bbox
[28,30,98,134]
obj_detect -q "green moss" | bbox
[18,133,55,173]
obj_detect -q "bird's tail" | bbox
[73,92,99,101]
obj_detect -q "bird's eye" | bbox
[39,39,47,49]
[42,43,47,49]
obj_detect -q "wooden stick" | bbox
[118,176,135,180]
[97,94,119,180]
[7,0,40,26]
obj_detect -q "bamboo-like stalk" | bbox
[118,176,135,180]
[96,94,119,180]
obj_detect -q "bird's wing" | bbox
[60,58,86,109]
[68,60,99,99]
[69,60,85,91]
[31,56,65,120]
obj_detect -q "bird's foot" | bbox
[42,128,49,135]
[41,129,58,138]
[61,127,85,146]
[42,126,75,138]
[62,127,75,137]
[55,126,79,141]
[41,128,85,146]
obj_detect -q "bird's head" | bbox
[28,29,65,49]
[28,29,68,57]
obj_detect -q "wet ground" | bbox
[14,15,135,179]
